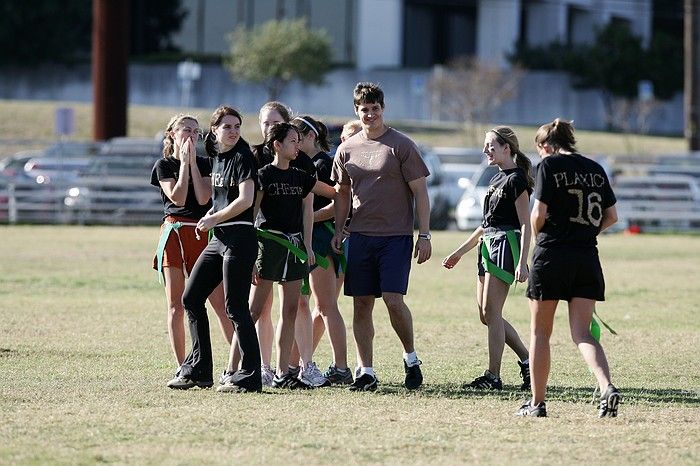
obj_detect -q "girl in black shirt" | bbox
[253,122,335,388]
[443,126,533,392]
[167,106,261,393]
[151,114,232,378]
[517,119,620,418]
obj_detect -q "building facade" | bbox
[172,0,652,68]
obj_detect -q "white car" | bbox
[455,164,499,231]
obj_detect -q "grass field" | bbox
[0,226,698,465]
[0,99,687,158]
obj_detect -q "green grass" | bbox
[0,99,687,158]
[0,226,698,464]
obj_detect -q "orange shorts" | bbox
[152,215,208,275]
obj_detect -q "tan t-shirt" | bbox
[331,127,429,236]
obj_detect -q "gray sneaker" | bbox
[299,361,330,387]
[515,400,547,417]
[261,364,275,387]
[323,364,354,385]
[167,376,213,390]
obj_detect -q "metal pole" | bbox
[92,0,130,141]
[685,0,700,151]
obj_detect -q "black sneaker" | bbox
[404,360,423,390]
[348,372,378,392]
[463,370,503,390]
[515,400,547,417]
[323,364,354,385]
[288,365,301,379]
[216,368,262,393]
[271,372,313,390]
[518,360,531,391]
[166,376,213,390]
[598,384,622,418]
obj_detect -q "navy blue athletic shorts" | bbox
[526,245,606,301]
[344,232,412,297]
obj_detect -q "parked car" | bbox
[454,164,499,231]
[63,150,162,224]
[421,148,451,230]
[23,156,92,185]
[432,147,485,211]
[0,152,36,182]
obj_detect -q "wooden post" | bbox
[92,0,130,141]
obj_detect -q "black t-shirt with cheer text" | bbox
[150,155,212,220]
[482,167,531,229]
[534,153,616,248]
[210,139,257,224]
[258,164,316,233]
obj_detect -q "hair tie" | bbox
[295,117,319,137]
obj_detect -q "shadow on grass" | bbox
[368,382,700,405]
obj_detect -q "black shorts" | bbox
[477,229,520,285]
[256,232,309,283]
[526,245,606,301]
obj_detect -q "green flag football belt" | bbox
[480,229,520,286]
[256,228,330,295]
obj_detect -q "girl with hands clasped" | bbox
[151,114,232,381]
[443,126,532,392]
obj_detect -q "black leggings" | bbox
[180,226,260,382]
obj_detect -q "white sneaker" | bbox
[261,364,275,387]
[299,361,330,387]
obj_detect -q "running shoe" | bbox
[288,365,301,379]
[216,368,262,393]
[261,364,275,387]
[598,384,622,418]
[515,400,547,417]
[271,372,313,390]
[464,370,503,390]
[518,360,531,391]
[404,360,423,390]
[167,376,213,390]
[299,361,330,387]
[323,364,354,385]
[348,372,378,392]
[218,370,234,385]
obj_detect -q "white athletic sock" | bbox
[403,351,419,366]
[360,367,375,377]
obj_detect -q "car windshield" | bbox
[474,165,499,187]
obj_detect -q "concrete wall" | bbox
[0,64,683,135]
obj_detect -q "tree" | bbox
[0,0,185,66]
[0,0,92,66]
[429,57,523,144]
[510,22,684,132]
[225,19,332,101]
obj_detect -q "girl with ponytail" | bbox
[443,125,532,392]
[151,114,232,381]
